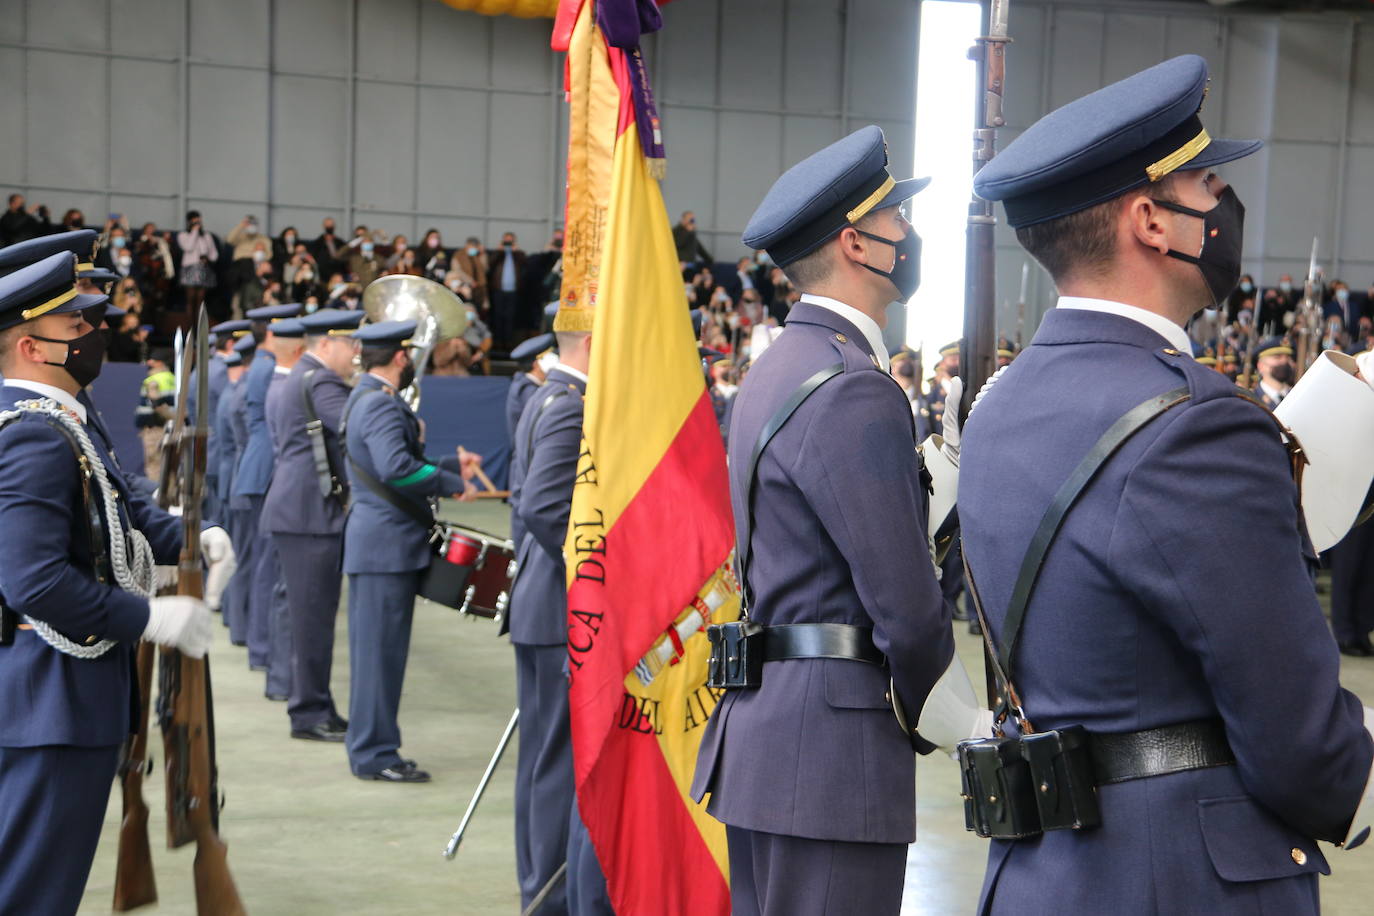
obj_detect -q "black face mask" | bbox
[399,357,417,392]
[1270,363,1295,386]
[1152,186,1245,309]
[856,228,922,301]
[32,328,107,388]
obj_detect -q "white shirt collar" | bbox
[4,379,87,423]
[1056,296,1192,354]
[1259,380,1288,403]
[273,364,292,375]
[366,371,398,394]
[552,364,589,386]
[799,293,889,371]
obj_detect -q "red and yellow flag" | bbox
[554,1,737,913]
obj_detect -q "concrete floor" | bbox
[78,500,1374,914]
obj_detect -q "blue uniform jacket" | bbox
[200,355,229,486]
[231,349,276,501]
[262,353,350,535]
[342,373,466,575]
[506,372,540,446]
[690,302,953,844]
[225,375,254,510]
[506,368,585,647]
[0,385,182,747]
[959,307,1373,914]
[216,378,243,508]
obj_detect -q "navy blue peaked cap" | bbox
[211,318,253,337]
[743,125,930,267]
[246,302,304,321]
[511,332,555,362]
[353,319,416,348]
[223,350,243,367]
[974,55,1262,228]
[233,334,257,354]
[270,318,306,338]
[0,229,118,283]
[299,308,365,335]
[0,252,107,332]
[1256,336,1293,358]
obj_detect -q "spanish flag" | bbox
[554,1,736,913]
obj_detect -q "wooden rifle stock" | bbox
[158,308,245,914]
[112,639,158,911]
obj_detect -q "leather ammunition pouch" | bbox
[959,386,1236,840]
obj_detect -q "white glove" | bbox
[201,527,237,611]
[155,565,179,590]
[144,596,215,658]
[940,376,963,468]
[1356,351,1374,389]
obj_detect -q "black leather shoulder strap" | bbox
[340,388,437,532]
[737,363,844,612]
[995,386,1192,683]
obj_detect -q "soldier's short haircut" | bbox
[0,324,24,373]
[305,333,330,351]
[1016,176,1182,283]
[554,330,589,354]
[358,346,401,371]
[780,210,881,291]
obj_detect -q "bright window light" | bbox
[907,0,981,363]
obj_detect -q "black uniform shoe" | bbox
[968,619,983,636]
[361,761,431,783]
[327,714,350,731]
[265,692,288,702]
[291,721,347,742]
[1338,637,1374,658]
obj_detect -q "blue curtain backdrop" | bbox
[85,366,513,490]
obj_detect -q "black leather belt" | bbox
[1089,718,1234,785]
[762,624,885,666]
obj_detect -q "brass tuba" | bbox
[361,274,471,409]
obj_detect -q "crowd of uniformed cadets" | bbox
[10,47,1374,916]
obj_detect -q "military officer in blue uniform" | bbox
[263,308,363,741]
[342,320,479,781]
[962,55,1374,914]
[0,252,221,914]
[233,303,301,694]
[1252,336,1296,410]
[507,331,554,445]
[691,126,974,916]
[505,302,594,915]
[202,319,250,522]
[221,333,258,646]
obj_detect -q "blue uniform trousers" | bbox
[274,533,343,729]
[513,642,573,916]
[1329,520,1374,643]
[724,825,907,916]
[345,571,419,775]
[223,504,256,646]
[242,496,270,668]
[251,531,292,699]
[567,799,613,916]
[0,743,121,915]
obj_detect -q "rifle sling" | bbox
[737,363,844,612]
[971,386,1192,727]
[301,368,345,501]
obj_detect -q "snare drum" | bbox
[419,525,516,621]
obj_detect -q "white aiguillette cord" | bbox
[0,399,156,659]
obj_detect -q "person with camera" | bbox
[176,210,218,317]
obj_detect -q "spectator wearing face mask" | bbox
[113,279,144,319]
[387,241,423,278]
[132,222,175,319]
[97,216,133,273]
[416,229,450,283]
[289,259,325,303]
[348,237,382,288]
[450,237,488,311]
[59,208,88,232]
[311,217,346,279]
[461,305,492,374]
[486,232,525,349]
[107,311,150,363]
[227,215,266,297]
[177,210,218,318]
[234,245,276,316]
[1225,273,1255,324]
[1324,279,1366,331]
[274,226,299,273]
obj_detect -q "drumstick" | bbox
[474,466,498,493]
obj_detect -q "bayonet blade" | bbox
[989,0,1010,39]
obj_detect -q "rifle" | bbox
[157,307,245,914]
[960,0,1011,421]
[112,639,158,911]
[113,333,194,911]
[1295,237,1323,380]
